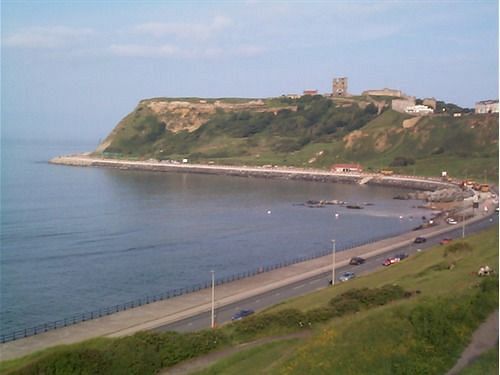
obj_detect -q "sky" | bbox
[1,0,499,142]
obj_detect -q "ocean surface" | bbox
[1,139,430,335]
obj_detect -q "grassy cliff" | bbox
[96,95,499,181]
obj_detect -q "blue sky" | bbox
[2,0,498,142]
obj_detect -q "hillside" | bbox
[96,95,499,181]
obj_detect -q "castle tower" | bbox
[332,77,348,96]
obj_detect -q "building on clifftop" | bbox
[475,99,499,114]
[332,77,348,96]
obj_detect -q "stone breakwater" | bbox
[50,155,458,192]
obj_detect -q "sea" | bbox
[0,139,431,335]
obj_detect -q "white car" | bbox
[446,218,458,225]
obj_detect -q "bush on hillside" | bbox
[390,156,415,167]
[444,242,473,257]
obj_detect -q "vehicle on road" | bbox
[414,236,427,244]
[338,271,356,282]
[440,238,453,245]
[349,256,366,265]
[383,253,408,266]
[446,218,458,225]
[231,309,254,321]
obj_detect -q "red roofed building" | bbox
[331,163,363,173]
[303,89,318,96]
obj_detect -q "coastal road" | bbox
[155,214,498,334]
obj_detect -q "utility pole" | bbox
[211,270,215,328]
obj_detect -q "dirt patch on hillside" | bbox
[374,132,391,151]
[402,117,421,129]
[344,130,366,149]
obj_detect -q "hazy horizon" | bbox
[2,0,498,142]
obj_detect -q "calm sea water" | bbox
[1,139,430,334]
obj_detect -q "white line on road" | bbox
[309,279,321,284]
[293,284,305,290]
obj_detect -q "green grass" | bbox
[193,339,302,375]
[459,344,499,375]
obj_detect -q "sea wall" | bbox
[50,155,458,192]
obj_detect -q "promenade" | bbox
[1,201,495,361]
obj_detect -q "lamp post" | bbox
[331,239,336,286]
[211,270,215,328]
[462,199,466,239]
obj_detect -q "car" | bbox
[414,237,427,244]
[446,218,458,225]
[231,309,254,321]
[440,238,453,245]
[338,271,355,282]
[383,253,408,266]
[349,256,366,265]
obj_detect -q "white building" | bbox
[405,105,434,115]
[475,100,499,114]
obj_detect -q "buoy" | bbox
[335,213,339,218]
[399,215,403,219]
[267,210,272,214]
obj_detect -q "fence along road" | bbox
[0,196,496,361]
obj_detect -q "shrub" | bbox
[390,156,415,167]
[15,348,110,375]
[233,309,306,337]
[444,242,473,257]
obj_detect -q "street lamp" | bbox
[331,239,336,286]
[462,200,466,239]
[211,270,215,329]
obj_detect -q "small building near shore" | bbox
[331,163,363,173]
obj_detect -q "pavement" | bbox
[0,196,497,362]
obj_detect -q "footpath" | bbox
[446,310,499,375]
[0,198,496,362]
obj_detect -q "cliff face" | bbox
[96,95,498,181]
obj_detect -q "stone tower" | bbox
[332,77,348,96]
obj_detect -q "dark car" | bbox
[414,237,427,244]
[349,256,366,265]
[231,309,254,321]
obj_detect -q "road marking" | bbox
[256,299,260,303]
[275,292,281,296]
[309,279,320,284]
[187,322,193,326]
[293,284,305,290]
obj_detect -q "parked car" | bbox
[349,256,366,265]
[440,238,453,245]
[446,218,458,225]
[414,237,427,244]
[231,309,254,321]
[338,271,355,282]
